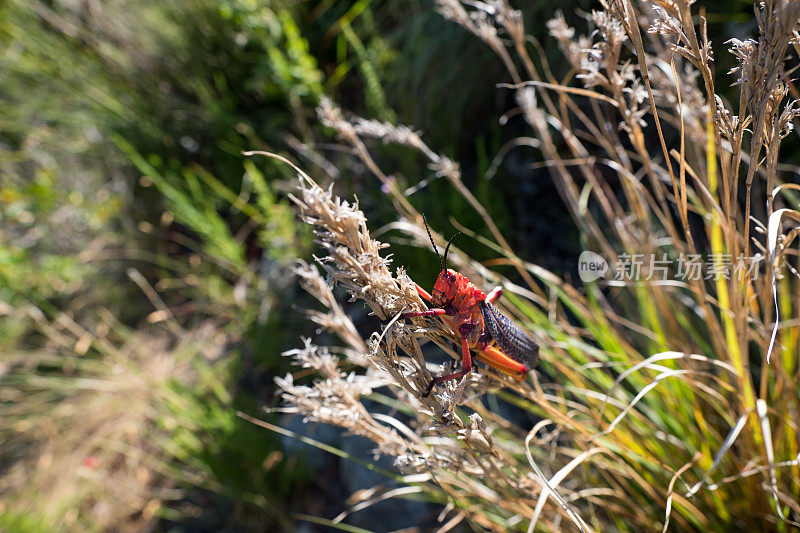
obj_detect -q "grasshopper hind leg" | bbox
[422,337,473,397]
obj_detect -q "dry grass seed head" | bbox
[275,167,600,528]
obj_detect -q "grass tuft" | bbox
[276,1,800,530]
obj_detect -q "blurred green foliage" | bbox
[0,0,327,528]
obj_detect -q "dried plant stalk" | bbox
[262,154,594,531]
[272,0,800,530]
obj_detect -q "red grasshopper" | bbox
[401,216,539,397]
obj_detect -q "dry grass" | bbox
[273,1,800,531]
[0,304,231,530]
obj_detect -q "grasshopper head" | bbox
[431,268,459,307]
[421,214,462,307]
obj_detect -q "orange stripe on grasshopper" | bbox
[477,346,529,378]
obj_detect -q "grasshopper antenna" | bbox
[422,214,444,270]
[442,232,460,271]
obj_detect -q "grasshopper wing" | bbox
[479,301,539,369]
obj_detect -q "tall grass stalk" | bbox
[275,1,800,530]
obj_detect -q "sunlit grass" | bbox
[273,1,800,530]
